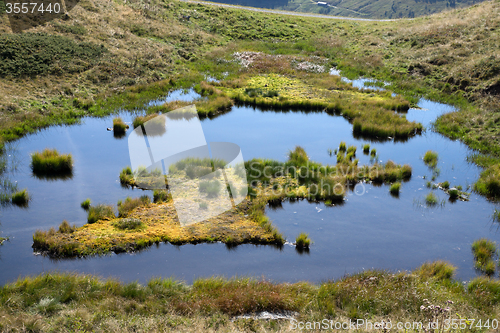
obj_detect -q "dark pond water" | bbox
[0,86,499,285]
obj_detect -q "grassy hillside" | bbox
[212,0,485,18]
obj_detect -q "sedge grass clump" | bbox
[425,192,438,206]
[389,182,401,195]
[199,180,222,198]
[416,261,456,281]
[119,166,134,185]
[288,146,308,165]
[295,232,311,249]
[11,189,29,206]
[448,188,459,200]
[58,220,77,234]
[423,150,438,168]
[80,198,91,210]
[346,145,356,155]
[370,148,377,157]
[472,238,497,275]
[113,218,144,231]
[87,204,115,224]
[153,189,169,203]
[338,141,347,153]
[363,144,370,154]
[113,117,129,135]
[31,149,73,175]
[118,196,150,217]
[441,181,450,189]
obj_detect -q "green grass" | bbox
[80,198,91,210]
[423,150,439,168]
[472,238,497,276]
[362,143,370,154]
[295,232,311,249]
[113,218,145,231]
[370,148,376,157]
[31,149,73,175]
[112,117,128,136]
[11,189,29,206]
[87,204,115,224]
[425,192,438,206]
[448,188,459,200]
[58,220,77,234]
[441,181,450,189]
[389,182,401,195]
[117,196,150,218]
[338,141,347,152]
[288,145,308,165]
[1,261,499,331]
[153,189,169,203]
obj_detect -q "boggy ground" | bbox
[32,147,412,257]
[0,261,499,332]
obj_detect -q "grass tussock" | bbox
[58,220,77,234]
[425,192,438,206]
[11,188,29,206]
[1,261,498,331]
[80,198,91,210]
[31,149,73,175]
[112,117,129,135]
[153,189,169,203]
[389,182,401,195]
[117,196,150,217]
[295,232,311,249]
[472,238,498,276]
[423,150,439,168]
[87,204,115,224]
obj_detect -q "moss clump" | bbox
[87,204,115,224]
[423,150,438,168]
[11,189,29,206]
[31,149,73,175]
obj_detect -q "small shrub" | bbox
[425,192,438,206]
[363,144,370,154]
[295,232,311,249]
[423,150,438,168]
[31,149,73,175]
[113,117,129,136]
[80,198,91,210]
[118,196,150,217]
[58,220,77,234]
[390,182,401,195]
[113,218,144,230]
[11,189,29,206]
[87,204,115,223]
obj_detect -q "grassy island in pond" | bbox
[30,149,73,175]
[33,147,412,257]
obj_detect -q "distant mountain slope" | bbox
[211,0,486,18]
